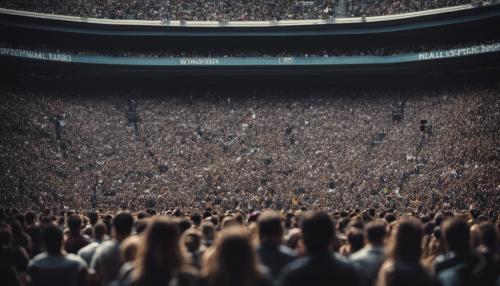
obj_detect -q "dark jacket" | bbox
[276,252,358,286]
[377,260,439,286]
[435,251,496,286]
[257,241,297,279]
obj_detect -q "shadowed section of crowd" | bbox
[0,208,498,286]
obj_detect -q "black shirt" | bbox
[276,253,358,286]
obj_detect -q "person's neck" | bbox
[368,242,384,248]
[308,249,331,257]
[114,234,129,242]
[260,238,281,246]
[48,251,63,256]
[69,231,81,237]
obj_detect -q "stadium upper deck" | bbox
[0,4,480,27]
[1,2,499,77]
[0,0,484,21]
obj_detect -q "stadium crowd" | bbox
[0,0,487,20]
[0,85,499,213]
[0,0,336,21]
[0,207,498,286]
[346,0,480,17]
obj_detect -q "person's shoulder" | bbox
[29,252,49,267]
[278,245,298,258]
[434,253,455,271]
[66,253,89,268]
[281,256,310,274]
[258,264,273,282]
[78,242,98,254]
[435,254,448,264]
[95,240,117,254]
[99,239,116,248]
[348,247,368,262]
[333,253,354,267]
[275,257,310,286]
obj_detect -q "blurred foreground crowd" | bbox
[0,208,498,286]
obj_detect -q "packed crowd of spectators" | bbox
[346,0,479,17]
[0,0,336,21]
[0,0,489,20]
[0,85,499,213]
[0,207,498,286]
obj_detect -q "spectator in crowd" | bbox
[65,214,90,254]
[0,207,499,286]
[341,227,365,256]
[201,226,272,286]
[24,212,42,257]
[182,228,203,270]
[422,226,445,269]
[256,211,297,279]
[77,222,107,265]
[350,220,387,286]
[277,211,358,286]
[0,224,29,286]
[0,82,499,286]
[0,0,479,20]
[434,217,486,286]
[112,235,142,286]
[0,0,336,21]
[128,216,197,286]
[476,222,499,286]
[347,0,473,17]
[91,212,133,285]
[191,213,202,228]
[201,222,215,249]
[284,228,304,255]
[28,224,88,286]
[376,218,438,286]
[9,221,31,257]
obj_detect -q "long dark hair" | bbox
[134,217,185,286]
[202,226,263,286]
[389,218,423,263]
